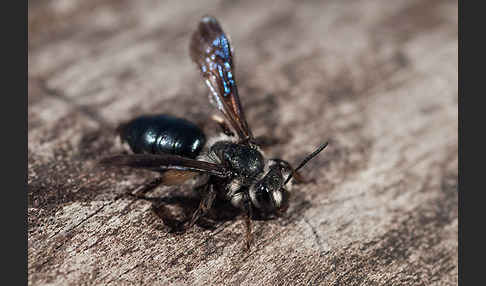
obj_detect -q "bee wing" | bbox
[190,16,254,142]
[100,154,230,178]
[159,170,201,186]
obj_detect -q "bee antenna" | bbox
[284,142,328,185]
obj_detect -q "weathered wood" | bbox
[28,0,458,285]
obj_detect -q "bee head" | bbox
[249,163,289,215]
[249,142,328,214]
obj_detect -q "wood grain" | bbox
[28,0,458,285]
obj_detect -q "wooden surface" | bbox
[28,0,458,285]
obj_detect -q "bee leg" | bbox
[151,201,187,233]
[212,114,235,137]
[126,177,163,200]
[188,184,216,228]
[243,200,254,250]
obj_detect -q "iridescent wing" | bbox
[190,16,254,142]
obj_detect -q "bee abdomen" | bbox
[118,114,206,158]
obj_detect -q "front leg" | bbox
[243,198,254,250]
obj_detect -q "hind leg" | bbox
[126,177,164,200]
[188,184,217,228]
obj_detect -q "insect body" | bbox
[118,114,206,159]
[102,16,328,248]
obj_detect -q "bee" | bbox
[101,16,328,248]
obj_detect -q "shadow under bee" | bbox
[135,180,314,234]
[144,194,241,233]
